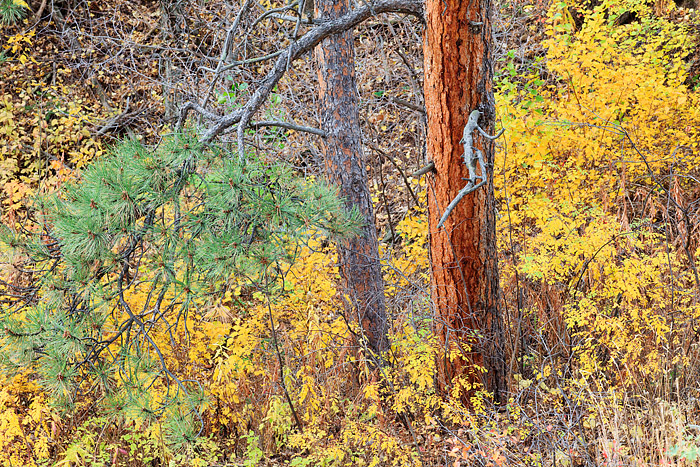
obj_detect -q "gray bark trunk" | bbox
[315,0,389,359]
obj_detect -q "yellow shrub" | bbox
[496,0,700,385]
[0,372,53,467]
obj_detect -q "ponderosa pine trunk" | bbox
[424,0,505,402]
[315,0,389,359]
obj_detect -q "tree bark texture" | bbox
[315,0,389,358]
[424,0,505,402]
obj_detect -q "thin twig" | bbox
[390,96,424,113]
[201,0,254,109]
[200,50,285,73]
[250,120,325,136]
[367,142,420,207]
[265,291,304,433]
[376,151,397,244]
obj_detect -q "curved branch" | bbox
[176,101,233,133]
[180,0,423,147]
[437,111,504,229]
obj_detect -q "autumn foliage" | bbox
[1,0,700,466]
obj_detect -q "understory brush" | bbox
[1,0,700,465]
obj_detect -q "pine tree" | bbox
[0,0,29,24]
[0,135,360,441]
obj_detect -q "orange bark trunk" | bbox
[424,0,505,402]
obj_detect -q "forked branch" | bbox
[437,110,505,229]
[176,0,424,159]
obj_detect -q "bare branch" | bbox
[250,120,326,136]
[412,161,435,178]
[176,102,233,133]
[390,96,425,113]
[437,151,486,229]
[477,125,505,141]
[201,50,285,73]
[367,142,421,207]
[178,0,423,148]
[437,110,504,229]
[201,0,255,109]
